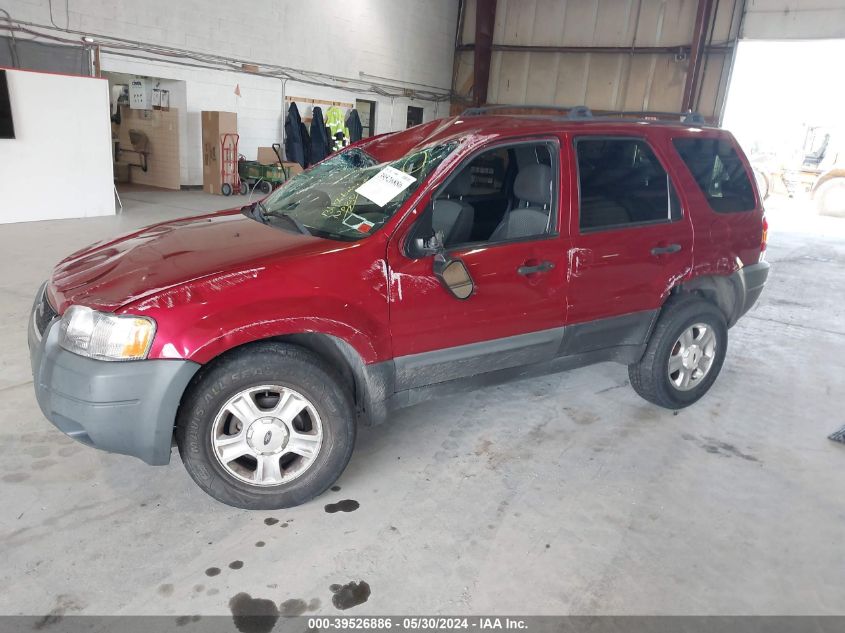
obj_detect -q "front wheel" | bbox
[628,298,727,409]
[176,342,355,509]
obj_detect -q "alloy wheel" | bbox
[210,385,323,486]
[667,323,717,391]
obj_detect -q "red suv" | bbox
[29,109,769,509]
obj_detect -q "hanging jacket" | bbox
[345,108,363,143]
[284,102,306,168]
[300,122,311,167]
[326,106,350,150]
[309,106,330,164]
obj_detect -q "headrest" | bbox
[514,164,552,206]
[433,199,462,223]
[446,169,473,197]
[432,199,462,234]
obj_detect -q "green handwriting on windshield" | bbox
[262,141,457,241]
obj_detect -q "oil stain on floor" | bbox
[229,593,279,633]
[324,500,359,513]
[279,597,320,616]
[330,581,371,610]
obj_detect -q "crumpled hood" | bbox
[49,210,334,312]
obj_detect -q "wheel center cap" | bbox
[684,345,702,369]
[246,417,289,454]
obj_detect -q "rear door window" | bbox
[673,138,755,213]
[576,138,681,231]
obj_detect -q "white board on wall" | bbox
[0,68,114,224]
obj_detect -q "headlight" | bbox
[58,305,156,361]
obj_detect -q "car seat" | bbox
[490,164,552,240]
[433,170,475,246]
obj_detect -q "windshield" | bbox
[255,141,458,241]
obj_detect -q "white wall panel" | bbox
[0,69,114,224]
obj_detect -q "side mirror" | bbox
[433,254,474,300]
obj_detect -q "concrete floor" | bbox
[0,189,843,617]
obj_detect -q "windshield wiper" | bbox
[275,212,311,236]
[243,201,270,224]
[245,203,309,235]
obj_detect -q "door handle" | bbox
[517,261,555,275]
[650,243,682,256]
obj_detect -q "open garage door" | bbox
[742,0,845,40]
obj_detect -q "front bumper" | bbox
[28,284,200,465]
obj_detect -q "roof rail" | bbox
[567,106,593,120]
[461,104,592,117]
[460,104,708,126]
[610,110,706,124]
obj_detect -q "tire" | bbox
[221,182,232,196]
[176,342,355,509]
[260,180,273,195]
[628,297,727,409]
[814,177,845,217]
[239,182,249,196]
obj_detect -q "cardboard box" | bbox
[282,162,303,177]
[257,146,283,165]
[201,111,237,195]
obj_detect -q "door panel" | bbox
[567,221,692,323]
[388,237,570,387]
[567,135,694,325]
[386,135,571,390]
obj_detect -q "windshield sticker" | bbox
[342,212,375,234]
[355,166,416,207]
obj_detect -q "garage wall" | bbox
[742,0,845,39]
[2,0,457,91]
[3,0,458,186]
[0,69,113,224]
[454,0,744,121]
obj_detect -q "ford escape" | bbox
[29,108,769,509]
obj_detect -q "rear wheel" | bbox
[221,182,233,196]
[176,342,355,509]
[628,298,727,409]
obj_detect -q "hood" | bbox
[50,210,340,312]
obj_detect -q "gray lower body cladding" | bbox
[380,309,659,418]
[735,261,770,320]
[28,287,199,466]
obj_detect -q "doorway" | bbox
[722,39,845,212]
[406,105,423,128]
[355,99,376,138]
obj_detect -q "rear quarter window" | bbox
[673,137,756,213]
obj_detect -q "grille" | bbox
[34,286,58,336]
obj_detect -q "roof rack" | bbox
[460,104,708,126]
